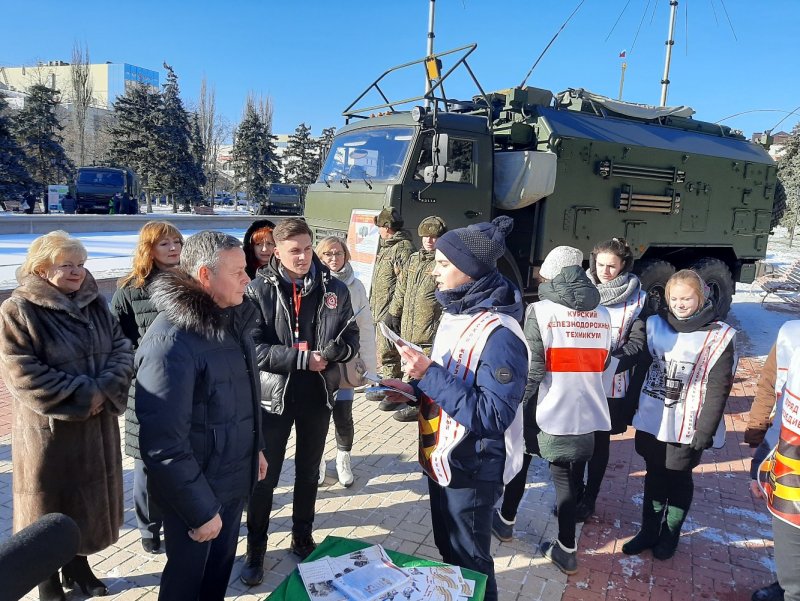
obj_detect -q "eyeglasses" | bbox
[322,251,345,258]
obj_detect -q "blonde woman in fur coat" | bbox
[0,231,134,600]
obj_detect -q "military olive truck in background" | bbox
[304,45,784,317]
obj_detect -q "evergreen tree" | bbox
[0,95,35,204]
[284,123,319,186]
[778,123,800,228]
[232,97,280,204]
[107,82,162,212]
[316,126,336,172]
[189,113,207,201]
[152,64,201,212]
[13,84,73,202]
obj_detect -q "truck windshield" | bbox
[317,127,414,183]
[77,170,124,187]
[270,184,300,195]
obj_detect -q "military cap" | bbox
[374,207,403,229]
[418,216,447,238]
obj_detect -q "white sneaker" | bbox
[318,455,326,485]
[336,450,354,487]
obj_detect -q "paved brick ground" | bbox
[0,357,777,600]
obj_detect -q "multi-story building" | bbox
[1,61,158,109]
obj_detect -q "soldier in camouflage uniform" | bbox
[369,207,415,391]
[383,216,447,421]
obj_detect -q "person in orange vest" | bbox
[624,269,736,561]
[753,321,800,601]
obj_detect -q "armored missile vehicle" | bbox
[304,45,784,316]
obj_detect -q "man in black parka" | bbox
[135,231,267,601]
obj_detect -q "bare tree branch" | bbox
[70,41,93,166]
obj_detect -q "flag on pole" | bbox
[619,50,627,58]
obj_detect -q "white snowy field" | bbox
[0,222,797,357]
[0,227,247,290]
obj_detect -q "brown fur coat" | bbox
[0,272,133,554]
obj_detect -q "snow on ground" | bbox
[0,220,798,358]
[728,226,800,357]
[0,227,247,290]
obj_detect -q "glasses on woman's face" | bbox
[322,251,345,258]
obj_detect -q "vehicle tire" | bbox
[772,179,787,230]
[498,251,524,294]
[633,259,675,316]
[691,257,734,319]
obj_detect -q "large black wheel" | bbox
[633,259,675,316]
[691,257,734,319]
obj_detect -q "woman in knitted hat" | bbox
[381,216,528,601]
[572,238,650,521]
[623,269,736,561]
[492,245,613,576]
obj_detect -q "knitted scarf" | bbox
[588,270,641,306]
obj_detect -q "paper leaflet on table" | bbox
[332,559,412,601]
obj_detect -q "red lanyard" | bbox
[291,281,302,341]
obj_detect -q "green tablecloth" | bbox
[266,535,487,600]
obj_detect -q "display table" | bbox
[266,535,487,600]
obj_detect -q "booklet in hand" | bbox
[379,322,424,353]
[364,385,417,403]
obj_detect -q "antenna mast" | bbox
[660,0,679,106]
[425,0,436,108]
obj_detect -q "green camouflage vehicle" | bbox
[305,45,784,317]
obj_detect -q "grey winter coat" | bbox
[0,272,133,554]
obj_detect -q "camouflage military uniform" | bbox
[387,248,441,360]
[370,229,415,378]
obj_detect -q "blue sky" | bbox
[3,0,799,140]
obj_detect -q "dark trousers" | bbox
[133,458,162,539]
[644,463,694,513]
[428,473,503,601]
[159,498,245,601]
[774,515,800,601]
[332,398,354,451]
[499,453,533,522]
[573,430,611,497]
[246,400,331,546]
[550,461,578,549]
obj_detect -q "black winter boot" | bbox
[652,504,688,560]
[622,496,665,555]
[575,488,598,522]
[37,573,65,601]
[240,544,267,586]
[61,555,107,596]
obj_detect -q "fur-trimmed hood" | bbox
[149,270,258,341]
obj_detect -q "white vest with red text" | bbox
[533,300,613,435]
[418,311,529,487]
[633,315,737,446]
[764,320,800,449]
[603,290,647,398]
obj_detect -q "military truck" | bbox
[304,45,784,317]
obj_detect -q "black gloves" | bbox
[690,431,714,451]
[383,313,401,333]
[321,340,350,363]
[744,428,767,448]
